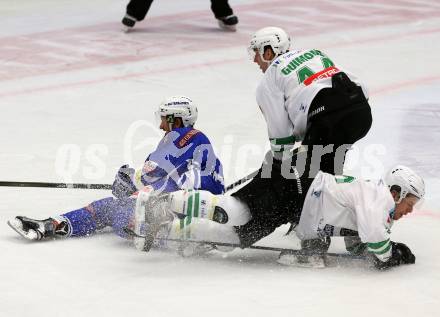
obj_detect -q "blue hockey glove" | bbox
[112,164,137,199]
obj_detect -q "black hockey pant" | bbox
[303,72,372,177]
[232,73,372,248]
[232,167,313,248]
[298,72,372,252]
[126,0,234,21]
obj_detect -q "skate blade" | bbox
[217,21,237,32]
[178,243,216,257]
[141,224,161,252]
[122,26,133,33]
[277,253,326,268]
[133,236,146,251]
[132,222,147,251]
[7,220,39,241]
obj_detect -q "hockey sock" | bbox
[168,190,251,226]
[61,197,115,237]
[62,207,97,237]
[168,218,240,253]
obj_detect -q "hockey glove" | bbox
[112,164,137,199]
[374,241,415,270]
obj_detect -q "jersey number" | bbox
[297,57,335,84]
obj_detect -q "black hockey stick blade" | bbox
[225,169,259,192]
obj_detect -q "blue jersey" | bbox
[61,127,224,239]
[139,127,224,194]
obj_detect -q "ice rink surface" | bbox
[1,0,440,316]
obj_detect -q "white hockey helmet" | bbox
[248,26,291,60]
[157,96,198,127]
[385,165,425,203]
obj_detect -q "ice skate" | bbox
[277,237,330,268]
[217,15,238,31]
[178,242,216,257]
[277,250,326,268]
[133,190,174,252]
[121,14,137,32]
[7,216,69,241]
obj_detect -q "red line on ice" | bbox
[1,0,440,82]
[2,27,440,99]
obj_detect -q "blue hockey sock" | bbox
[62,197,115,237]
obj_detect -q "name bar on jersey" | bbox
[281,49,326,75]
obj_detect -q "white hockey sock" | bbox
[217,195,251,225]
[169,218,240,245]
[168,190,251,226]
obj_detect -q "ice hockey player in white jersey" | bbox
[247,26,372,174]
[238,26,374,257]
[289,165,424,268]
[138,165,425,269]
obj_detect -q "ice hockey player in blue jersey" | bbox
[7,96,224,243]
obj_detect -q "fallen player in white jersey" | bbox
[135,165,425,269]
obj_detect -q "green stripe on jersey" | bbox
[194,192,200,217]
[335,175,356,184]
[186,193,193,226]
[373,243,391,255]
[270,135,296,145]
[368,239,391,254]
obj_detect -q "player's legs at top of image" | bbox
[121,0,238,32]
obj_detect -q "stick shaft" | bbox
[0,181,112,190]
[225,169,259,192]
[167,238,365,260]
[123,228,365,260]
[0,169,255,191]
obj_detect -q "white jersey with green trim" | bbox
[296,171,395,261]
[256,49,368,156]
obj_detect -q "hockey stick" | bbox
[0,160,187,191]
[0,181,112,190]
[0,148,299,191]
[0,169,255,192]
[123,227,366,260]
[224,146,308,192]
[225,169,259,192]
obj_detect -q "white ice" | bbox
[1,0,440,316]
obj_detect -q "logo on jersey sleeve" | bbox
[178,129,200,148]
